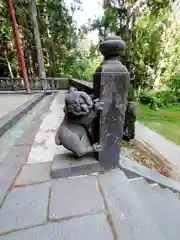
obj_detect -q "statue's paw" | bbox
[94,99,104,111]
[93,143,103,152]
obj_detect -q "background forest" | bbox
[1,0,180,109]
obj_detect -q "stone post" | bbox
[93,36,130,169]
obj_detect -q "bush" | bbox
[156,91,178,107]
[127,85,136,101]
[139,89,156,104]
[139,89,180,108]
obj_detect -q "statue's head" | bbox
[68,86,77,93]
[64,90,93,116]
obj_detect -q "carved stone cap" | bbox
[99,36,126,58]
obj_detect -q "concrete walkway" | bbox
[0,94,35,119]
[136,122,180,168]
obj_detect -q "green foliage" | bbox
[0,0,96,80]
[168,75,180,95]
[139,87,180,108]
[139,89,157,105]
[90,0,179,93]
[1,0,179,93]
[0,1,18,76]
[67,47,103,81]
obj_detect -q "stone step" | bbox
[0,93,55,206]
[132,178,180,240]
[119,156,180,192]
[98,170,165,240]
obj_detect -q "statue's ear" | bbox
[81,104,89,114]
[79,91,93,107]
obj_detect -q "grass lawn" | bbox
[137,104,180,146]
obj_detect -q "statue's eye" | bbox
[71,100,76,105]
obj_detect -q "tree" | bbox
[0,0,93,85]
[30,0,47,89]
[89,0,175,89]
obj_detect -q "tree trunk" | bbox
[5,49,14,78]
[30,0,48,90]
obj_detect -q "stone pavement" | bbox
[0,95,49,164]
[0,94,35,119]
[0,161,120,239]
[1,90,180,239]
[0,91,115,239]
[136,122,180,169]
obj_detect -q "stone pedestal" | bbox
[51,153,103,179]
[93,36,130,169]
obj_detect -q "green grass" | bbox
[137,104,180,146]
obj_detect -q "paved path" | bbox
[0,90,119,238]
[27,91,67,164]
[136,122,180,168]
[0,90,129,239]
[0,164,116,239]
[0,94,35,119]
[1,90,180,239]
[0,95,51,164]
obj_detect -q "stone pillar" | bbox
[93,36,130,169]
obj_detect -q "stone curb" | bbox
[51,160,104,179]
[135,139,180,180]
[0,93,45,138]
[0,93,56,206]
[136,138,180,182]
[119,156,180,193]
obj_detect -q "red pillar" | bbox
[7,0,30,92]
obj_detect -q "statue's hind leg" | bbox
[59,128,102,157]
[55,126,62,145]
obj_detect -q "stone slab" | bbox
[119,156,180,193]
[0,95,53,164]
[0,145,31,206]
[132,178,180,240]
[51,153,104,179]
[0,94,34,118]
[0,213,113,240]
[0,93,45,138]
[0,94,55,206]
[49,176,104,220]
[15,162,51,186]
[0,183,50,234]
[98,170,166,240]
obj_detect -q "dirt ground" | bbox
[121,140,174,179]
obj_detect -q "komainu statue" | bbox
[55,87,103,157]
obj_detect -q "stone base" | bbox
[51,153,105,179]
